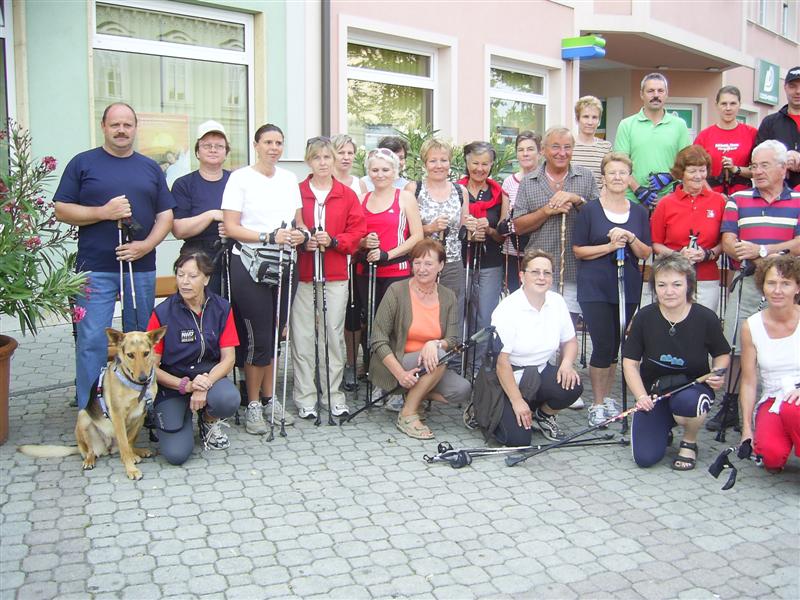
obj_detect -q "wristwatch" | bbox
[758,245,768,258]
[734,166,742,176]
[258,232,267,244]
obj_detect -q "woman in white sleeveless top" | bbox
[739,255,800,472]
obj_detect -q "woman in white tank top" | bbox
[739,255,800,472]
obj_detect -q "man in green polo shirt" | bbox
[614,73,690,206]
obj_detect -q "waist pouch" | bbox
[650,373,690,396]
[237,243,293,285]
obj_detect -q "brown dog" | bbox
[19,326,167,480]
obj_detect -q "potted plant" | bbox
[0,121,87,444]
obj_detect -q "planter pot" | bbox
[0,334,18,445]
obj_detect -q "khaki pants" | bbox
[290,280,348,411]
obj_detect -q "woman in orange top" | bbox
[369,239,471,439]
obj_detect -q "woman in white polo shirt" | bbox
[490,250,583,444]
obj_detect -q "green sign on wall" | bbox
[755,59,780,106]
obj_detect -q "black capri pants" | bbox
[579,301,638,368]
[230,253,294,367]
[154,378,240,465]
[493,363,584,447]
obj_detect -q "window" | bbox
[782,1,798,39]
[346,41,435,148]
[489,60,547,153]
[0,0,13,177]
[93,1,254,185]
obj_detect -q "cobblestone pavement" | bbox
[1,323,798,599]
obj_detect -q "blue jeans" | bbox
[467,265,503,373]
[74,270,156,409]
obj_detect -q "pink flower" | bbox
[72,305,87,324]
[81,285,93,299]
[42,156,57,172]
[25,236,42,250]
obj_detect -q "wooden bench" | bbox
[156,276,177,299]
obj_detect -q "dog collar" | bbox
[112,360,156,408]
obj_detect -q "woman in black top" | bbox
[623,254,729,471]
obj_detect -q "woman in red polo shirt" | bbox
[651,145,725,313]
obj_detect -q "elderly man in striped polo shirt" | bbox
[708,139,800,431]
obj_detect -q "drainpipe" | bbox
[321,0,331,136]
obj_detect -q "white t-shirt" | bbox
[491,288,575,372]
[221,165,302,249]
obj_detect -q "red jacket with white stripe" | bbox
[297,176,367,282]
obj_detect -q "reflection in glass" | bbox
[490,98,545,154]
[347,43,430,77]
[347,79,432,148]
[490,68,544,95]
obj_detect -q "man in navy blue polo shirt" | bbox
[55,103,175,409]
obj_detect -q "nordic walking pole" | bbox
[365,260,377,408]
[468,244,482,385]
[120,219,139,329]
[117,221,126,329]
[266,223,286,442]
[318,226,335,426]
[616,246,629,433]
[461,240,474,377]
[559,213,566,295]
[312,237,323,426]
[505,368,727,466]
[279,242,295,438]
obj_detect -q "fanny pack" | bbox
[237,243,292,285]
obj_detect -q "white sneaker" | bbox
[568,396,585,410]
[298,406,318,420]
[603,397,620,418]
[331,403,350,417]
[587,404,606,427]
[245,401,267,435]
[263,400,295,426]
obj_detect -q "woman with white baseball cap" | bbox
[172,120,232,294]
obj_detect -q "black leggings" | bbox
[493,363,583,447]
[579,301,638,368]
[230,254,294,367]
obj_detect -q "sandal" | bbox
[396,413,434,440]
[671,440,698,471]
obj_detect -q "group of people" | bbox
[53,66,800,474]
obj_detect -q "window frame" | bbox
[0,0,16,124]
[485,51,556,145]
[344,32,438,146]
[91,0,254,161]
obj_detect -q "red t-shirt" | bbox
[147,308,239,356]
[789,113,800,131]
[357,189,411,278]
[694,123,758,193]
[650,186,725,281]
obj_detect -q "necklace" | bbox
[414,283,436,297]
[545,169,567,191]
[662,306,689,336]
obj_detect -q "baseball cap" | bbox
[786,66,800,84]
[196,120,227,141]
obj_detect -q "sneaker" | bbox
[533,407,567,441]
[385,395,404,412]
[342,366,358,392]
[603,397,620,418]
[245,401,267,435]
[199,417,230,450]
[587,404,607,427]
[298,406,318,420]
[706,399,739,432]
[463,402,478,430]
[568,397,585,410]
[331,403,350,417]
[263,400,295,426]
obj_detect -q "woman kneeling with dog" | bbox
[146,252,240,463]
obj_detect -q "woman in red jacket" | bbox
[291,137,367,419]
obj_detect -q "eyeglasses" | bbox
[524,269,553,278]
[306,136,331,147]
[547,145,572,153]
[199,143,226,151]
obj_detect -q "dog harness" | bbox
[91,364,155,421]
